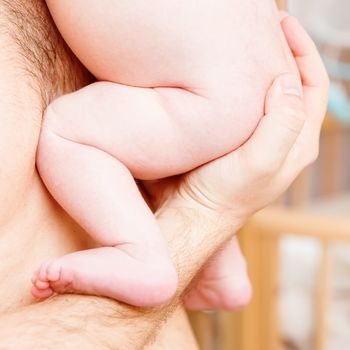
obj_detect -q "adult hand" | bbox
[175,15,329,220]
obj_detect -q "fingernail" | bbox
[280,74,302,97]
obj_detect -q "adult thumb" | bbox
[241,74,306,169]
[265,73,303,114]
[262,73,306,148]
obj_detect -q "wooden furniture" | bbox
[276,0,287,9]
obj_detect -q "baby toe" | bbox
[38,259,55,282]
[46,261,62,282]
[31,285,53,299]
[34,280,50,290]
[31,267,41,284]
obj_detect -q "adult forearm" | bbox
[0,301,198,350]
[0,296,155,350]
[0,203,242,350]
[156,196,243,295]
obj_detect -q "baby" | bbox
[32,0,296,307]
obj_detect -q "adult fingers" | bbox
[239,73,304,177]
[281,15,329,127]
[281,16,329,171]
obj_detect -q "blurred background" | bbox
[188,0,350,349]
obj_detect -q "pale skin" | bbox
[0,0,328,347]
[32,0,298,308]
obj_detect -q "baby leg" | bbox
[32,83,201,306]
[184,237,251,310]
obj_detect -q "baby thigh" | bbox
[44,82,210,179]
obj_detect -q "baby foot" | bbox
[31,258,74,299]
[184,238,252,311]
[183,270,252,311]
[31,247,177,307]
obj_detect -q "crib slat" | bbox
[321,126,341,198]
[276,0,287,10]
[315,240,331,350]
[260,234,281,350]
[188,311,215,350]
